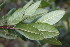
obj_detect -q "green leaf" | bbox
[15,23,59,40]
[62,12,70,20]
[7,0,33,25]
[23,15,41,24]
[23,0,33,10]
[0,1,5,9]
[23,14,44,24]
[6,8,16,16]
[0,30,16,39]
[30,23,59,38]
[7,8,24,25]
[24,1,41,16]
[36,10,65,25]
[33,8,48,15]
[30,23,59,33]
[40,38,62,45]
[41,0,50,8]
[5,8,16,20]
[16,30,44,40]
[15,24,40,34]
[23,8,48,24]
[0,16,5,26]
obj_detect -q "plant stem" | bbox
[0,26,15,29]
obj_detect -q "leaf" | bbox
[34,8,48,15]
[0,1,5,9]
[23,8,48,24]
[40,32,59,38]
[24,1,41,16]
[23,16,39,24]
[30,23,59,38]
[5,8,16,20]
[30,23,59,33]
[7,8,24,25]
[7,0,33,25]
[23,0,33,10]
[15,30,27,41]
[40,38,62,45]
[36,10,65,25]
[62,12,70,20]
[16,30,44,40]
[15,24,40,34]
[0,16,5,26]
[0,30,16,39]
[41,0,50,8]
[15,23,59,40]
[6,8,16,16]
[23,14,43,24]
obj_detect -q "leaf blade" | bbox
[30,23,59,38]
[15,24,40,34]
[7,8,24,25]
[23,8,48,24]
[7,0,33,25]
[36,10,65,25]
[16,30,44,40]
[24,1,41,16]
[0,30,16,39]
[40,38,62,45]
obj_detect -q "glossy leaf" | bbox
[36,10,65,25]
